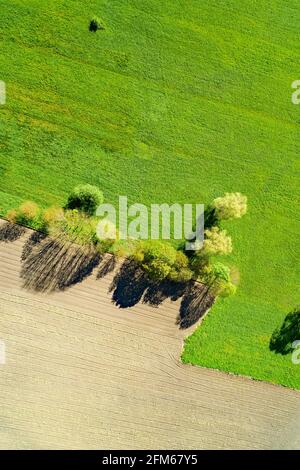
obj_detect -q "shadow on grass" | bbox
[270,307,300,355]
[0,222,25,242]
[177,282,215,329]
[21,237,100,293]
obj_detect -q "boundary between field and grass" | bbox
[2,217,300,394]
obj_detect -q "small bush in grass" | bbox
[65,184,104,216]
[89,16,104,32]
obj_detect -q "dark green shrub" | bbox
[89,16,104,32]
[65,184,103,216]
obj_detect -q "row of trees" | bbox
[6,184,103,243]
[130,192,247,296]
[190,192,247,296]
[6,185,247,298]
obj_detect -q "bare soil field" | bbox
[0,221,299,449]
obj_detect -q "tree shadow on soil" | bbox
[21,231,47,261]
[177,282,215,329]
[0,222,25,242]
[143,279,187,307]
[20,231,216,329]
[97,255,116,279]
[110,259,188,309]
[110,260,214,328]
[21,236,100,293]
[109,259,149,308]
[269,308,300,355]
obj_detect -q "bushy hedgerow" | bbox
[6,201,44,230]
[49,209,98,246]
[95,219,121,254]
[187,191,247,296]
[42,206,64,226]
[5,187,247,301]
[202,226,232,257]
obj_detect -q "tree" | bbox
[66,184,103,216]
[204,206,219,229]
[19,201,39,221]
[190,251,208,277]
[200,262,236,297]
[134,240,177,281]
[202,226,232,256]
[212,192,247,220]
[168,251,192,283]
[270,307,300,355]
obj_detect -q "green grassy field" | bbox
[0,0,299,388]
